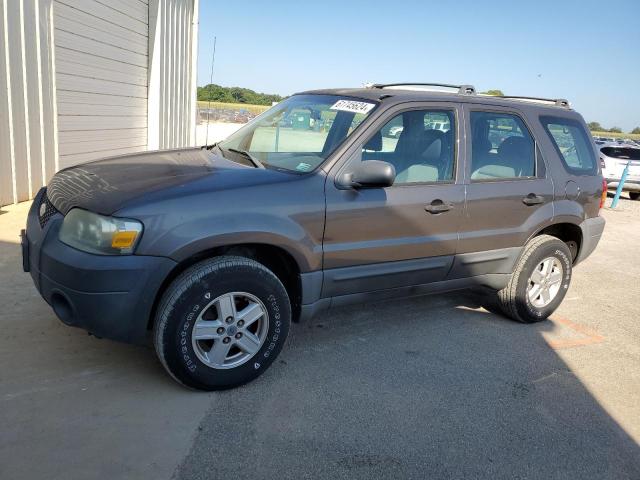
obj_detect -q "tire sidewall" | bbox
[159,261,290,390]
[515,240,572,322]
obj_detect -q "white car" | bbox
[389,125,404,138]
[426,121,448,132]
[599,143,640,200]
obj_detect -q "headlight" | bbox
[59,209,143,255]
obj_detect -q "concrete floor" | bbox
[1,198,639,479]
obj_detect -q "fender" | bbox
[166,213,322,272]
[116,170,328,272]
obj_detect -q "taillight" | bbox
[600,178,607,210]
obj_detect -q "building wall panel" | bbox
[54,14,148,55]
[54,30,147,68]
[53,0,149,168]
[54,3,148,50]
[0,0,15,206]
[58,128,148,145]
[0,0,57,206]
[148,0,198,150]
[1,0,197,206]
[55,0,147,36]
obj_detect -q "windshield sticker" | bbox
[330,100,375,115]
[295,162,312,172]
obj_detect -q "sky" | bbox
[197,0,640,132]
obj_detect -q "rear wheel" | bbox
[629,192,640,200]
[496,235,572,323]
[154,256,291,390]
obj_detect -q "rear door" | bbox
[452,105,554,278]
[322,103,465,297]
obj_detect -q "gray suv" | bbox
[22,83,606,390]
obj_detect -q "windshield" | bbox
[218,94,377,172]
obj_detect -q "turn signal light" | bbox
[111,231,139,249]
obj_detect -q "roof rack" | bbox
[497,96,571,109]
[367,83,476,95]
[363,83,571,108]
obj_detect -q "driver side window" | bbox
[361,109,456,184]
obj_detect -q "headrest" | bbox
[498,136,531,157]
[423,129,444,142]
[364,131,382,151]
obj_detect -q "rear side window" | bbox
[541,116,597,174]
[470,111,535,180]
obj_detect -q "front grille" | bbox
[38,191,59,229]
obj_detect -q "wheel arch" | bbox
[531,220,583,262]
[147,242,304,332]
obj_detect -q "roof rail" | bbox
[498,95,571,109]
[367,83,476,95]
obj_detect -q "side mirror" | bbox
[338,160,396,189]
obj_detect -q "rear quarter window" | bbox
[540,116,597,175]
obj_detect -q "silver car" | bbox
[599,143,640,200]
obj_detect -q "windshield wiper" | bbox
[225,147,265,169]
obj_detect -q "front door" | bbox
[322,104,465,297]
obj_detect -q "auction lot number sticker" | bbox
[330,99,376,115]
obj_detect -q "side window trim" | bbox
[466,107,541,183]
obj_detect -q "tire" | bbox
[496,235,572,323]
[629,192,640,201]
[154,256,291,390]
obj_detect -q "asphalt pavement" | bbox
[1,197,639,479]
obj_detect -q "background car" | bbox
[389,125,404,138]
[599,143,640,200]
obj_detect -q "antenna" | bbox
[205,36,217,147]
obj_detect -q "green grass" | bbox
[196,101,270,115]
[591,130,640,140]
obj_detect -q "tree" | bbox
[196,84,283,105]
[609,126,622,134]
[482,89,504,96]
[587,122,603,131]
[631,127,640,135]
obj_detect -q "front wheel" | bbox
[496,235,572,323]
[154,256,291,390]
[629,192,640,201]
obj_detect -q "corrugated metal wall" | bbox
[53,0,150,168]
[0,0,57,206]
[148,0,198,150]
[0,0,198,207]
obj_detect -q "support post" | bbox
[611,160,631,209]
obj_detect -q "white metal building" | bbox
[0,0,199,207]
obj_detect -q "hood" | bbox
[46,147,288,215]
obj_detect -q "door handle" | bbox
[522,193,545,206]
[425,200,452,214]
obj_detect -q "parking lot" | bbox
[1,197,639,479]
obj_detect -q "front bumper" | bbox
[24,190,176,344]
